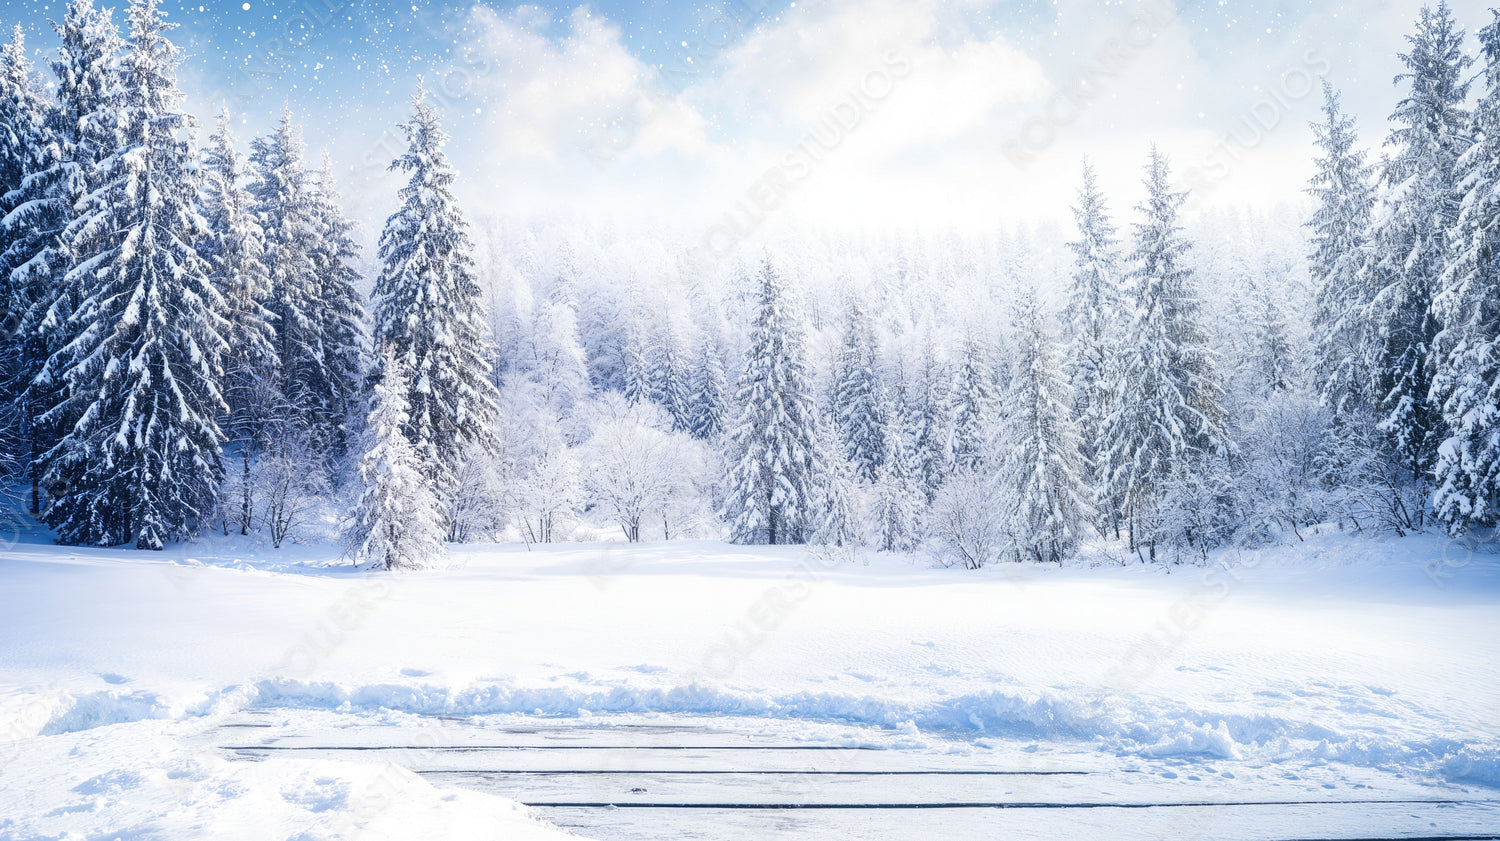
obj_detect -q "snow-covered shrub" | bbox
[1152,456,1240,563]
[578,400,713,542]
[255,429,333,548]
[1234,390,1331,544]
[926,469,1005,569]
[445,446,509,544]
[1319,412,1428,536]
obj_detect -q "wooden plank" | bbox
[532,802,1500,841]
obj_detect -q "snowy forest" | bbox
[0,0,1497,570]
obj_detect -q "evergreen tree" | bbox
[201,109,275,534]
[7,0,122,513]
[871,397,923,552]
[622,316,652,405]
[0,25,46,282]
[809,410,860,547]
[948,332,998,471]
[831,298,886,482]
[688,333,726,440]
[0,26,48,478]
[911,328,952,501]
[1432,11,1500,532]
[647,322,693,432]
[1248,278,1295,394]
[346,351,446,570]
[305,153,367,457]
[250,109,363,453]
[39,0,229,549]
[724,258,820,545]
[1061,160,1122,451]
[1101,147,1227,554]
[1365,2,1471,484]
[1306,83,1379,416]
[373,83,499,491]
[999,294,1092,564]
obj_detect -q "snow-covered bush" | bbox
[255,428,333,548]
[445,446,509,544]
[1319,412,1428,536]
[926,469,1005,569]
[1234,390,1331,544]
[511,436,582,545]
[578,401,712,542]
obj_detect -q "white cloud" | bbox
[422,0,1426,233]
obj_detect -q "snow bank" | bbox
[0,719,577,840]
[26,673,1498,788]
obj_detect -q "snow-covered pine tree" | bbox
[1248,277,1295,394]
[1365,2,1471,486]
[250,109,362,454]
[724,257,820,545]
[871,396,923,552]
[1061,160,1122,451]
[999,293,1092,565]
[622,315,652,406]
[1432,10,1500,533]
[688,333,726,440]
[373,83,499,492]
[201,109,276,534]
[305,153,367,458]
[39,0,229,549]
[910,328,952,501]
[7,0,122,514]
[0,25,48,478]
[948,331,998,471]
[831,297,886,483]
[248,109,315,400]
[0,25,47,282]
[809,409,860,548]
[1101,147,1227,555]
[1306,83,1379,416]
[345,351,446,570]
[647,322,693,432]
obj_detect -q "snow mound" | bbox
[0,719,576,841]
[31,676,1494,788]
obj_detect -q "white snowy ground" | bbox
[1,503,1498,839]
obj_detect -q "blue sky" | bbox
[0,0,1480,234]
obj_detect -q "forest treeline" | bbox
[0,0,1496,568]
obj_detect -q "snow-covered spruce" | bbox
[997,292,1092,565]
[373,82,499,498]
[249,109,364,456]
[200,109,277,535]
[38,0,228,549]
[0,25,50,480]
[1431,11,1500,534]
[831,297,886,483]
[870,394,923,553]
[723,258,821,545]
[688,332,727,441]
[947,330,999,472]
[1100,147,1228,556]
[1363,2,1471,487]
[1060,160,1122,476]
[7,0,123,516]
[1306,82,1378,418]
[346,351,446,571]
